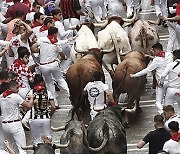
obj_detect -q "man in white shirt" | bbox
[163,121,180,154]
[84,71,116,120]
[51,8,73,74]
[0,80,34,154]
[26,1,41,22]
[160,49,180,112]
[31,27,69,106]
[131,43,169,114]
[163,105,180,130]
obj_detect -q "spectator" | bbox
[163,121,180,154]
[162,0,180,48]
[26,74,56,145]
[160,49,180,111]
[0,80,34,154]
[5,0,30,21]
[137,115,171,154]
[26,1,41,22]
[163,105,180,130]
[31,27,69,107]
[83,71,116,120]
[8,46,34,99]
[60,0,86,30]
[130,43,169,114]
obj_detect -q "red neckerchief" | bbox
[32,21,42,28]
[13,59,26,67]
[3,89,14,98]
[157,51,165,57]
[53,17,60,22]
[47,35,58,44]
[33,84,46,92]
[6,0,12,2]
[39,25,49,32]
[171,133,180,142]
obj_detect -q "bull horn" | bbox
[93,19,109,28]
[22,145,34,150]
[124,102,137,113]
[144,54,154,59]
[101,46,114,54]
[147,17,161,25]
[123,10,137,23]
[89,135,108,151]
[74,42,88,54]
[69,25,77,30]
[54,140,70,149]
[51,126,65,132]
[120,51,130,56]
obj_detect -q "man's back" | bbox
[143,128,171,154]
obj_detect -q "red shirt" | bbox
[5,2,30,20]
[176,3,180,25]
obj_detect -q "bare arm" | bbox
[76,10,86,16]
[137,140,146,149]
[20,21,33,43]
[163,15,180,22]
[21,95,34,111]
[31,43,40,53]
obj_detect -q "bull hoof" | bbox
[136,107,142,114]
[124,122,130,129]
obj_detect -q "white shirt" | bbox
[26,12,35,22]
[37,37,62,63]
[163,139,180,154]
[164,114,180,130]
[54,20,73,40]
[0,93,24,122]
[10,34,35,66]
[84,81,108,110]
[160,59,180,88]
[132,56,167,81]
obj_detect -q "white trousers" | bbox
[175,24,180,49]
[154,0,167,17]
[0,117,6,152]
[107,3,126,18]
[29,119,51,145]
[2,121,27,154]
[63,18,80,31]
[155,81,168,114]
[164,87,180,113]
[39,61,69,105]
[167,21,177,53]
[89,0,107,21]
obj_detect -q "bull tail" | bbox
[89,121,109,151]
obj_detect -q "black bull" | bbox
[87,105,127,154]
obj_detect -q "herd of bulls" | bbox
[25,14,160,153]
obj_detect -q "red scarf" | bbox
[3,89,14,98]
[13,59,26,67]
[171,133,180,142]
[34,84,46,92]
[47,35,58,44]
[6,0,12,2]
[53,17,60,22]
[39,25,49,32]
[157,51,165,57]
[32,21,42,28]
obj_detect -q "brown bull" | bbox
[66,48,105,122]
[112,51,151,114]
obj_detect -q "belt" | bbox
[40,60,57,65]
[2,119,20,123]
